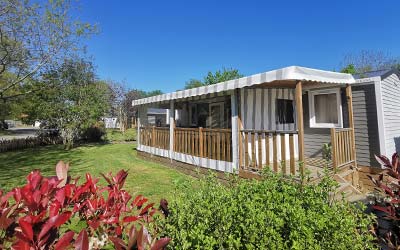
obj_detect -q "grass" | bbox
[0,130,13,136]
[0,143,191,202]
[105,128,136,142]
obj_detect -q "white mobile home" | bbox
[133,66,358,183]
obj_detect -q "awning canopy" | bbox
[132,66,355,106]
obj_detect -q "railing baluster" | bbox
[273,133,278,172]
[265,133,270,168]
[281,134,286,175]
[289,134,295,175]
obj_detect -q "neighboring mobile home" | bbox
[352,69,400,167]
[133,66,359,183]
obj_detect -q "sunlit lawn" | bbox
[0,143,191,202]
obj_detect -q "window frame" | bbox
[308,88,343,128]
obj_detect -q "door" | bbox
[209,102,225,128]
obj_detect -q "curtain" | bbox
[314,93,338,123]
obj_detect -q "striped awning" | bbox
[132,66,355,106]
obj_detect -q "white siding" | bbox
[381,73,400,154]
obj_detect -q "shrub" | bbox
[162,171,376,250]
[81,122,106,142]
[370,153,400,248]
[0,161,170,249]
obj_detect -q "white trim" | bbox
[308,88,343,128]
[374,80,387,156]
[138,145,233,173]
[231,92,239,173]
[169,101,175,160]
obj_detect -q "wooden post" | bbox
[199,127,203,157]
[280,134,286,175]
[346,84,357,168]
[169,101,175,161]
[273,133,278,172]
[231,91,239,172]
[137,109,141,147]
[330,128,337,170]
[295,81,305,175]
[152,126,155,147]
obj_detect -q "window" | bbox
[308,89,343,128]
[189,104,198,126]
[276,99,294,124]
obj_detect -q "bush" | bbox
[0,161,170,249]
[370,153,400,248]
[81,122,106,142]
[162,171,376,249]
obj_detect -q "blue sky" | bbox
[78,0,400,93]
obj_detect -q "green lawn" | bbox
[0,143,190,202]
[105,128,136,142]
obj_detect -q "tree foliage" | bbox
[340,50,400,74]
[25,58,110,149]
[184,67,243,89]
[0,0,95,101]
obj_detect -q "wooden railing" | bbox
[330,128,355,169]
[239,130,298,175]
[139,127,152,147]
[174,128,232,162]
[153,127,170,150]
[139,127,170,150]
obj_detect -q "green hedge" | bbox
[163,171,376,250]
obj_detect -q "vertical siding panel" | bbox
[264,88,270,130]
[271,89,276,131]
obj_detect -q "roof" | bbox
[353,69,400,81]
[133,66,355,106]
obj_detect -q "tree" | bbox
[0,0,95,125]
[184,67,243,89]
[340,50,400,74]
[203,67,243,85]
[340,64,356,74]
[184,79,204,90]
[27,58,109,149]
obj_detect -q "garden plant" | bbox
[0,161,170,249]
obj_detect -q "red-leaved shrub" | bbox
[0,161,170,250]
[370,153,400,248]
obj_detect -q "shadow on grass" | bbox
[0,144,89,190]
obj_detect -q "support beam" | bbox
[231,90,239,173]
[346,84,357,168]
[169,101,175,161]
[295,81,305,175]
[137,108,141,148]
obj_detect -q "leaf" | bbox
[140,203,155,216]
[74,229,89,250]
[375,155,392,168]
[109,236,127,250]
[50,201,61,217]
[56,161,69,187]
[19,219,33,241]
[136,197,148,208]
[151,238,171,250]
[123,215,140,223]
[127,226,138,249]
[54,231,74,249]
[38,211,72,240]
[100,172,113,186]
[11,240,31,250]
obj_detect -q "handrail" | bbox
[240,129,298,134]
